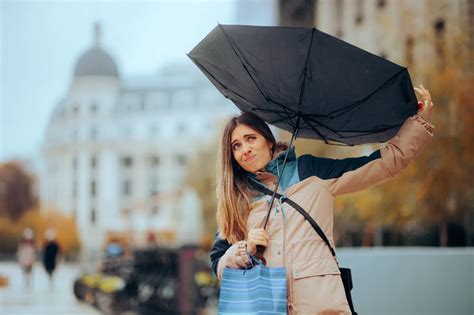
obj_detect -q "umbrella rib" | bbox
[192,58,276,113]
[304,114,401,138]
[251,106,293,123]
[268,114,298,125]
[297,28,315,107]
[252,107,297,115]
[303,115,345,137]
[334,124,402,138]
[300,115,330,144]
[301,116,357,146]
[218,25,299,119]
[217,25,273,101]
[195,54,296,124]
[315,67,409,119]
[335,124,402,134]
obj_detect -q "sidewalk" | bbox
[0,262,101,315]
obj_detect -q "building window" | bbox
[176,155,187,166]
[90,102,98,113]
[355,0,364,25]
[433,18,446,63]
[335,0,344,38]
[177,123,186,134]
[90,156,97,169]
[72,180,78,198]
[149,124,159,136]
[91,180,96,197]
[90,128,98,141]
[149,175,159,196]
[72,104,80,115]
[433,18,445,35]
[123,179,132,196]
[121,156,133,167]
[72,129,78,142]
[150,155,160,166]
[72,157,78,171]
[151,206,159,215]
[90,208,96,224]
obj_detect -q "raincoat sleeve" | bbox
[304,114,434,196]
[210,232,249,280]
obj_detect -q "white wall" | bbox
[337,247,474,315]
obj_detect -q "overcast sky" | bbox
[0,0,277,163]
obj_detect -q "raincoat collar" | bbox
[247,142,295,182]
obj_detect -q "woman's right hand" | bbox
[246,228,269,255]
[414,85,434,123]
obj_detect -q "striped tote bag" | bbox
[217,260,287,314]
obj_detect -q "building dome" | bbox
[74,23,119,78]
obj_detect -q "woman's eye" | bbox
[232,143,240,151]
[248,136,256,141]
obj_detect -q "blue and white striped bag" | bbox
[217,258,287,314]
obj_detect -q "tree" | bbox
[184,128,222,242]
[0,162,36,221]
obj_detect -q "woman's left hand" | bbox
[414,84,434,123]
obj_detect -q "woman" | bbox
[42,229,61,288]
[210,85,434,314]
[17,228,37,288]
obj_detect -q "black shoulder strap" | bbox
[252,183,337,259]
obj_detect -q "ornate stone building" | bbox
[41,24,235,251]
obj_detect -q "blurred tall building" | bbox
[40,24,235,251]
[280,0,473,78]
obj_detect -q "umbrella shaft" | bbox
[263,124,299,229]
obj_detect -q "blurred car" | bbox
[73,245,218,315]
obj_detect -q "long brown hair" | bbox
[216,112,276,243]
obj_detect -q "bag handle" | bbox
[251,182,338,261]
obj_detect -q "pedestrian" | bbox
[42,228,61,288]
[17,228,36,288]
[210,86,434,314]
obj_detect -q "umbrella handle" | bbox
[255,245,267,265]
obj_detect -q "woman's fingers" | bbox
[247,228,269,252]
[250,237,268,247]
[414,85,432,105]
[248,234,269,244]
[248,228,269,241]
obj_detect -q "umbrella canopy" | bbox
[188,24,418,145]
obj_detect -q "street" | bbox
[0,262,100,315]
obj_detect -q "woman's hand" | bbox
[414,84,434,123]
[246,228,269,256]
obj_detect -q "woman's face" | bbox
[231,124,273,173]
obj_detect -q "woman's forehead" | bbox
[231,124,260,141]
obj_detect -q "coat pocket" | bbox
[292,258,340,279]
[291,259,349,314]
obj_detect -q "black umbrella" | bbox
[188,24,417,146]
[188,24,418,235]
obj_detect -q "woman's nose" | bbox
[242,143,252,155]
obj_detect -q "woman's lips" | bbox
[245,155,256,163]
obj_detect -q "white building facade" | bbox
[41,25,235,250]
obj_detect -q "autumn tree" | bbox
[184,126,222,240]
[0,162,37,221]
